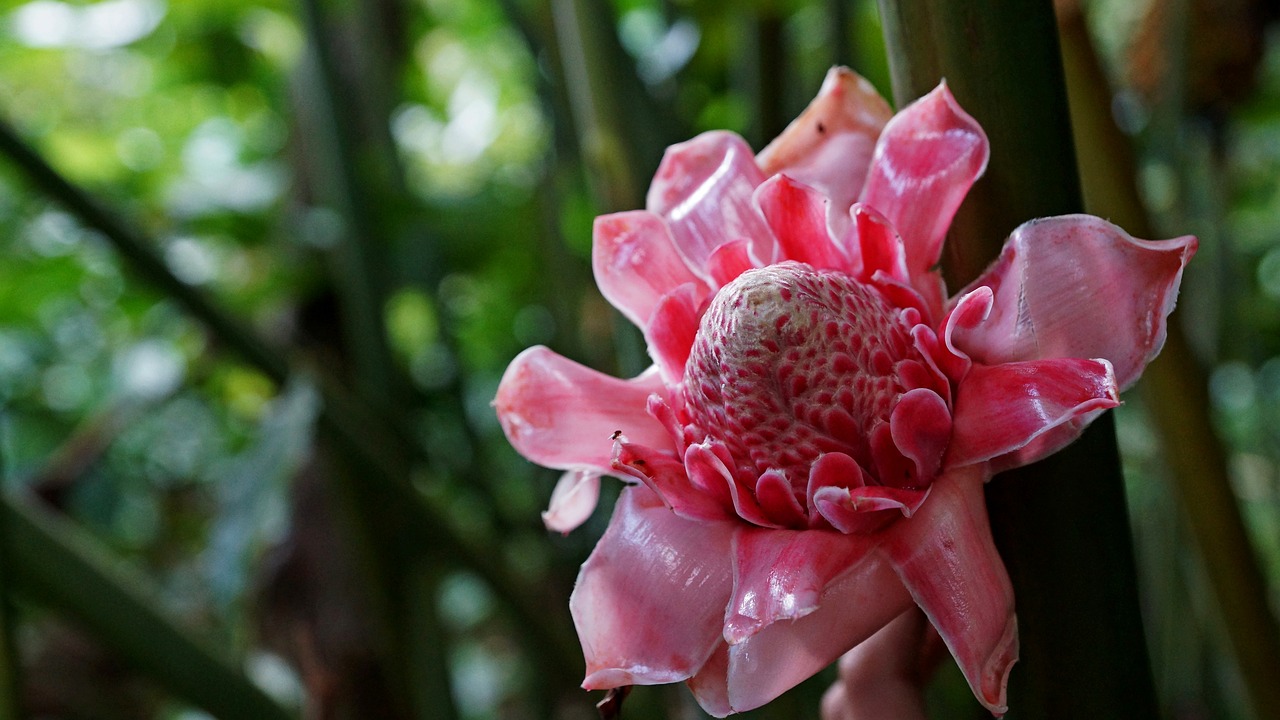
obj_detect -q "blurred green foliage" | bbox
[0,0,1276,718]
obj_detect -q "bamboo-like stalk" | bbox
[550,0,676,214]
[744,3,787,146]
[550,0,645,213]
[1059,6,1280,718]
[296,1,456,716]
[3,492,292,719]
[545,0,674,379]
[297,0,402,409]
[876,1,1160,717]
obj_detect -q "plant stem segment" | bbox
[1060,6,1280,717]
[877,1,1160,717]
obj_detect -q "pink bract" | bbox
[494,67,1195,716]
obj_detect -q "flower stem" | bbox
[877,1,1160,717]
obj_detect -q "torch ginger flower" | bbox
[494,68,1195,716]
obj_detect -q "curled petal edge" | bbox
[494,347,673,472]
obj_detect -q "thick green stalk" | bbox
[877,1,1159,717]
[546,0,671,376]
[550,0,642,211]
[3,492,291,719]
[297,2,456,716]
[1059,7,1280,717]
[743,2,787,146]
[825,0,853,68]
[550,0,673,212]
[297,0,402,409]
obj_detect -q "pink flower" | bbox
[494,68,1195,716]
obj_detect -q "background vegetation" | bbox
[0,0,1277,718]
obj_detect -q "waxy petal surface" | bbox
[758,67,893,239]
[496,66,1196,720]
[889,387,952,481]
[951,215,1197,389]
[883,467,1016,715]
[860,83,989,282]
[648,131,776,275]
[542,469,602,533]
[753,470,807,527]
[690,548,913,716]
[644,283,707,383]
[706,238,758,288]
[614,441,734,523]
[755,175,849,271]
[852,203,909,285]
[724,528,876,644]
[593,211,708,328]
[573,486,736,688]
[813,484,930,535]
[947,358,1120,468]
[494,347,672,471]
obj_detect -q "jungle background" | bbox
[0,0,1278,718]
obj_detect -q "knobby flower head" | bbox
[494,68,1195,716]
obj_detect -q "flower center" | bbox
[683,263,925,493]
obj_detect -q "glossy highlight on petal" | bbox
[947,358,1120,468]
[697,548,914,716]
[573,486,735,689]
[724,528,873,644]
[851,203,909,285]
[755,175,849,271]
[883,466,1016,715]
[860,82,989,281]
[889,387,951,482]
[648,131,776,276]
[593,210,708,328]
[614,440,734,523]
[951,215,1197,389]
[758,66,894,239]
[494,347,672,472]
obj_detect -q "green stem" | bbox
[1059,7,1280,717]
[544,0,665,377]
[743,1,787,147]
[297,0,401,409]
[826,0,852,68]
[296,2,458,716]
[550,0,643,212]
[3,492,292,719]
[877,1,1160,717]
[549,0,675,213]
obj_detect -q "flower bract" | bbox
[494,67,1196,716]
